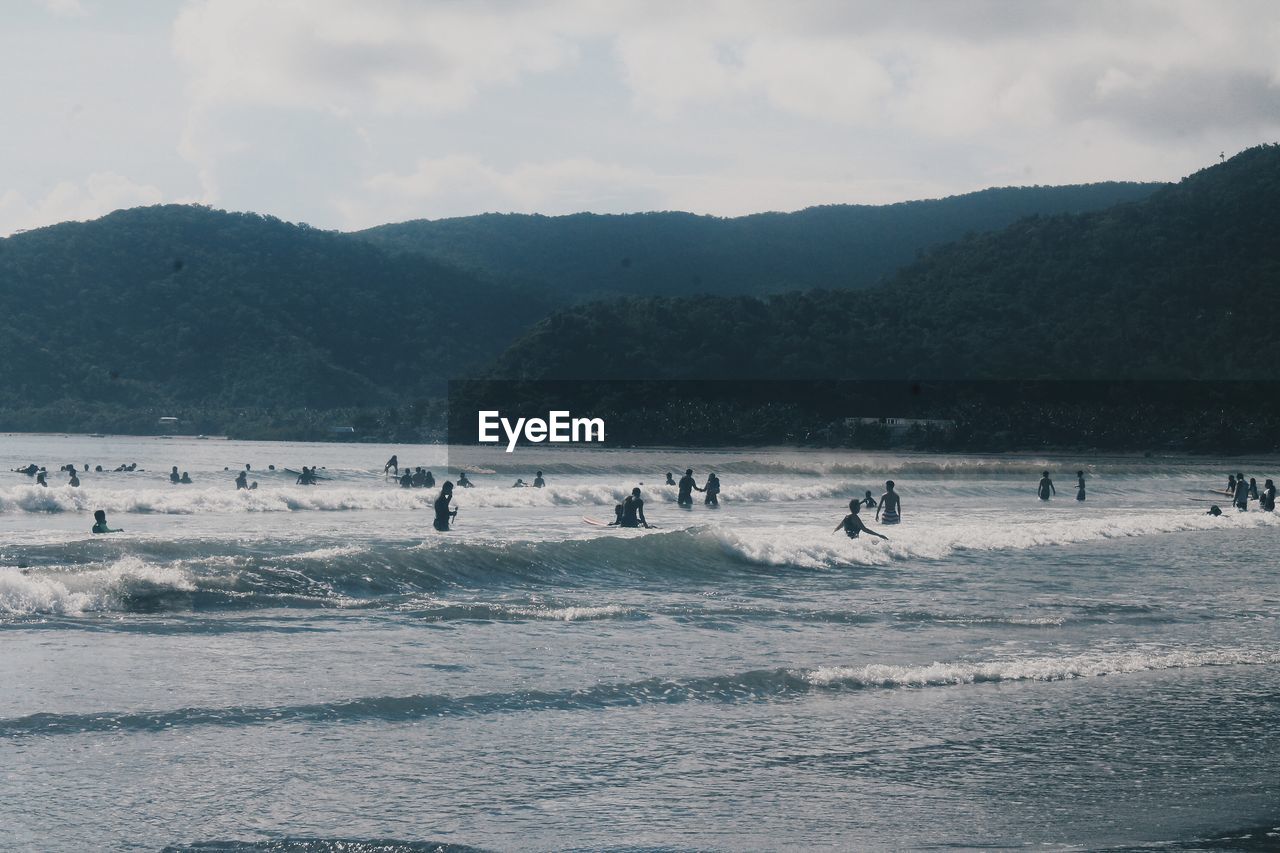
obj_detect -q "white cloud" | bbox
[0,173,165,236]
[39,0,88,18]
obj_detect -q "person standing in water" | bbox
[235,470,248,490]
[1225,474,1237,497]
[1075,470,1086,502]
[1261,479,1276,512]
[433,482,457,531]
[861,490,877,509]
[457,472,473,488]
[1038,471,1055,501]
[1233,473,1249,511]
[677,469,702,507]
[621,487,649,528]
[170,466,181,484]
[384,455,398,476]
[835,499,888,540]
[876,480,901,524]
[91,509,122,534]
[533,471,545,488]
[36,470,47,487]
[665,472,676,486]
[1248,477,1259,501]
[68,470,80,487]
[703,472,721,506]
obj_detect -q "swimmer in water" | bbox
[876,480,901,524]
[433,482,458,531]
[835,499,887,540]
[1037,471,1055,501]
[91,509,122,534]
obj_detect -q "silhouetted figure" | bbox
[14,463,38,476]
[1206,504,1223,517]
[835,499,887,540]
[36,470,47,487]
[68,471,80,487]
[1226,474,1237,496]
[609,503,625,526]
[861,490,877,509]
[94,465,103,472]
[621,487,649,528]
[1234,472,1248,511]
[1076,470,1086,502]
[1248,478,1259,500]
[424,470,435,488]
[534,471,545,488]
[170,466,180,484]
[703,472,720,506]
[296,467,318,486]
[512,478,527,488]
[1262,479,1276,512]
[458,472,473,488]
[433,482,457,531]
[1037,471,1055,501]
[385,455,399,475]
[235,471,249,490]
[411,468,427,488]
[665,472,676,486]
[91,509,122,534]
[876,480,901,524]
[180,472,193,484]
[399,470,413,488]
[677,469,702,507]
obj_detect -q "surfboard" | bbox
[283,468,331,481]
[583,516,608,526]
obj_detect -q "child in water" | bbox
[91,509,122,534]
[835,500,887,540]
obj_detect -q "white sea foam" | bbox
[802,646,1280,688]
[0,557,196,616]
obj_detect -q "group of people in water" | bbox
[1205,472,1277,515]
[835,480,903,540]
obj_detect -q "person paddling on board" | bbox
[1037,471,1055,501]
[433,482,458,531]
[621,487,649,528]
[835,499,888,540]
[14,463,38,476]
[1075,470,1086,502]
[677,469,702,507]
[384,455,398,476]
[1233,472,1248,511]
[533,471,545,488]
[91,509,122,534]
[876,480,901,524]
[703,472,721,506]
[861,490,877,509]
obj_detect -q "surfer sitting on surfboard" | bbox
[621,487,649,528]
[835,499,887,540]
[876,480,902,524]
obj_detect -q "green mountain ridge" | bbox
[493,146,1280,381]
[356,183,1163,301]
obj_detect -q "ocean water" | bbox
[2,433,1277,852]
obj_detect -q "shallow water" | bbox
[2,434,1278,851]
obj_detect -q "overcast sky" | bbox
[2,0,1278,235]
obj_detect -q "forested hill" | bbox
[492,146,1280,381]
[0,205,551,415]
[356,183,1162,301]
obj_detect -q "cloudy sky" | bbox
[2,0,1278,235]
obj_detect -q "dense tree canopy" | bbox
[493,146,1280,382]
